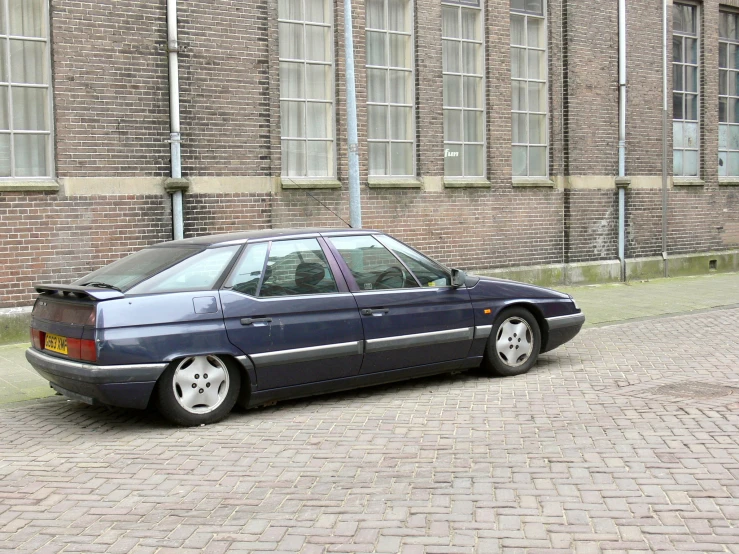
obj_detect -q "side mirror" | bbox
[451,268,466,288]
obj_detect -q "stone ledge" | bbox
[718,177,739,186]
[0,181,60,192]
[281,178,342,189]
[512,177,556,188]
[367,177,422,189]
[163,177,190,192]
[673,178,705,187]
[443,177,491,188]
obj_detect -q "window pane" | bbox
[512,145,527,176]
[461,8,481,41]
[683,150,698,176]
[684,122,698,149]
[278,0,302,20]
[528,49,545,80]
[329,235,418,291]
[389,106,411,140]
[685,66,697,93]
[279,23,303,59]
[511,15,525,46]
[686,94,698,121]
[0,42,5,82]
[464,110,483,143]
[734,45,739,70]
[367,68,387,102]
[388,70,411,103]
[390,142,412,176]
[13,87,48,130]
[720,43,728,69]
[528,18,545,48]
[442,40,461,73]
[368,105,388,139]
[306,141,331,177]
[305,0,329,23]
[367,0,384,29]
[734,99,739,123]
[525,0,544,15]
[511,0,525,12]
[719,124,728,149]
[685,38,697,64]
[462,43,482,75]
[442,6,460,39]
[306,64,331,100]
[280,100,305,137]
[367,31,386,66]
[282,140,305,176]
[719,150,727,176]
[280,62,304,98]
[673,64,683,91]
[720,97,727,123]
[529,82,546,112]
[377,235,450,287]
[673,37,682,63]
[444,109,462,142]
[731,72,739,97]
[529,114,546,144]
[512,80,526,111]
[673,121,683,149]
[389,34,411,68]
[388,0,408,32]
[0,87,7,129]
[720,12,729,39]
[673,149,683,175]
[369,142,388,175]
[673,93,683,120]
[730,151,739,175]
[529,146,546,176]
[226,243,270,296]
[444,75,462,107]
[464,144,483,176]
[730,124,739,148]
[305,25,330,62]
[444,144,463,176]
[0,135,10,177]
[10,40,47,84]
[512,113,527,143]
[511,47,526,79]
[9,0,46,38]
[14,133,47,177]
[261,239,338,297]
[463,76,482,109]
[306,102,330,138]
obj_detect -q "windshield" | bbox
[73,247,204,292]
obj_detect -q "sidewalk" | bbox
[1,271,737,407]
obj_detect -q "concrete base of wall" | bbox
[1,250,737,345]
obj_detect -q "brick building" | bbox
[1,0,738,329]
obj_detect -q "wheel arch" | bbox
[499,301,549,352]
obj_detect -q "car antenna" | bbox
[281,176,352,228]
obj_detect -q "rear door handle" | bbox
[361,308,389,316]
[241,317,273,326]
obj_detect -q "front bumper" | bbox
[542,312,586,353]
[25,348,167,409]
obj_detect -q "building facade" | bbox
[1,0,738,315]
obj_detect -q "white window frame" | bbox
[0,0,54,180]
[510,0,548,178]
[278,0,337,179]
[441,0,486,179]
[719,8,739,176]
[366,0,416,178]
[672,1,700,178]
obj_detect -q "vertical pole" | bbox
[167,0,184,240]
[618,0,627,282]
[344,0,362,229]
[662,0,669,277]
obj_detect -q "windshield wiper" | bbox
[79,282,122,292]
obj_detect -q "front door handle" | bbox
[361,308,389,316]
[241,317,273,326]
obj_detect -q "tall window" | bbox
[442,0,484,178]
[510,0,547,177]
[719,10,739,177]
[278,0,334,178]
[366,0,414,177]
[673,2,699,177]
[0,0,52,178]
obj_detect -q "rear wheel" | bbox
[483,307,541,377]
[157,355,240,426]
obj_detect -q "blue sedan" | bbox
[26,229,584,426]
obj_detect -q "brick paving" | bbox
[1,307,738,553]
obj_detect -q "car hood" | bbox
[467,274,571,300]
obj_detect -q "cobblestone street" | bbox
[1,307,738,553]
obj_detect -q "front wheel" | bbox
[483,307,541,377]
[157,355,241,426]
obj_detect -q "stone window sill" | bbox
[281,178,342,190]
[443,177,491,188]
[0,180,60,192]
[367,177,422,189]
[718,177,739,186]
[512,177,556,188]
[672,178,705,187]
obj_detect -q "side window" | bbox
[260,238,339,297]
[328,235,420,290]
[225,242,269,296]
[376,235,451,287]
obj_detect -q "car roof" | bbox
[151,228,381,248]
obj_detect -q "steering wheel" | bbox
[374,266,405,289]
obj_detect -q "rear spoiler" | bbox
[34,283,125,301]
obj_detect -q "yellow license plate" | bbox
[45,333,68,355]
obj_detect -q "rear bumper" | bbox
[25,348,166,409]
[542,312,585,353]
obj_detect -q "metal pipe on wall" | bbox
[617,0,627,282]
[662,0,669,277]
[344,0,361,229]
[167,0,184,240]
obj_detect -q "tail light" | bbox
[31,328,44,350]
[66,338,97,363]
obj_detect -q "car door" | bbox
[220,237,364,390]
[325,234,475,375]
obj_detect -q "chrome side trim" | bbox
[250,341,363,367]
[365,327,474,353]
[546,312,586,330]
[474,325,493,339]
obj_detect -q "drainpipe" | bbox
[616,0,631,282]
[167,0,184,240]
[344,0,361,228]
[661,0,669,277]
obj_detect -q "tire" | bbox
[157,354,241,426]
[483,307,541,377]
